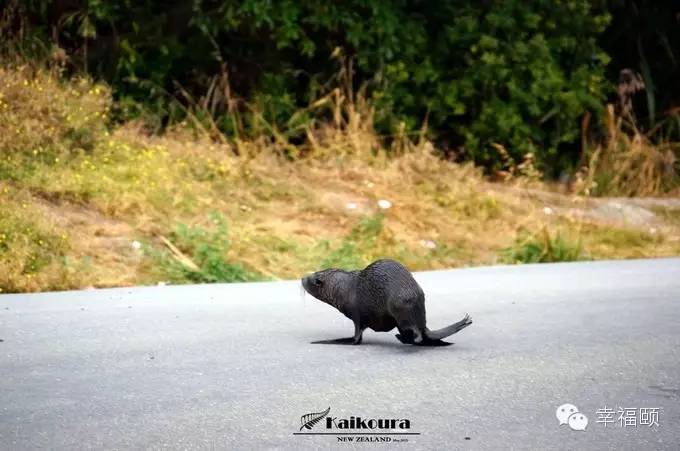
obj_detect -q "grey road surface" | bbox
[1,258,679,451]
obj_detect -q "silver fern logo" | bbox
[300,407,331,431]
[294,407,420,443]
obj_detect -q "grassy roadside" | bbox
[1,65,679,293]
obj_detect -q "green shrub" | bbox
[501,227,587,264]
[9,0,611,172]
[152,212,261,283]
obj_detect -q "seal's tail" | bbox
[424,313,472,341]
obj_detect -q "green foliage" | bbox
[3,0,637,172]
[501,227,587,264]
[154,212,261,283]
[441,2,610,170]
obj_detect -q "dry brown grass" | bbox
[0,64,110,160]
[576,105,678,197]
[1,65,679,292]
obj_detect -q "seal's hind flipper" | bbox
[311,337,357,345]
[395,333,409,344]
[397,334,452,346]
[417,338,453,347]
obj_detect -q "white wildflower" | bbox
[419,239,437,249]
[377,199,392,210]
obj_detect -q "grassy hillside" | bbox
[1,65,679,293]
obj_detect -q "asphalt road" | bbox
[1,258,679,450]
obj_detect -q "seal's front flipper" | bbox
[311,324,364,345]
[311,337,356,345]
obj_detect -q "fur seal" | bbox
[301,259,472,346]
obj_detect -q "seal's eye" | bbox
[313,277,323,286]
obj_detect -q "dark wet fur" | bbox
[301,259,472,346]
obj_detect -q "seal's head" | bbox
[301,269,352,309]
